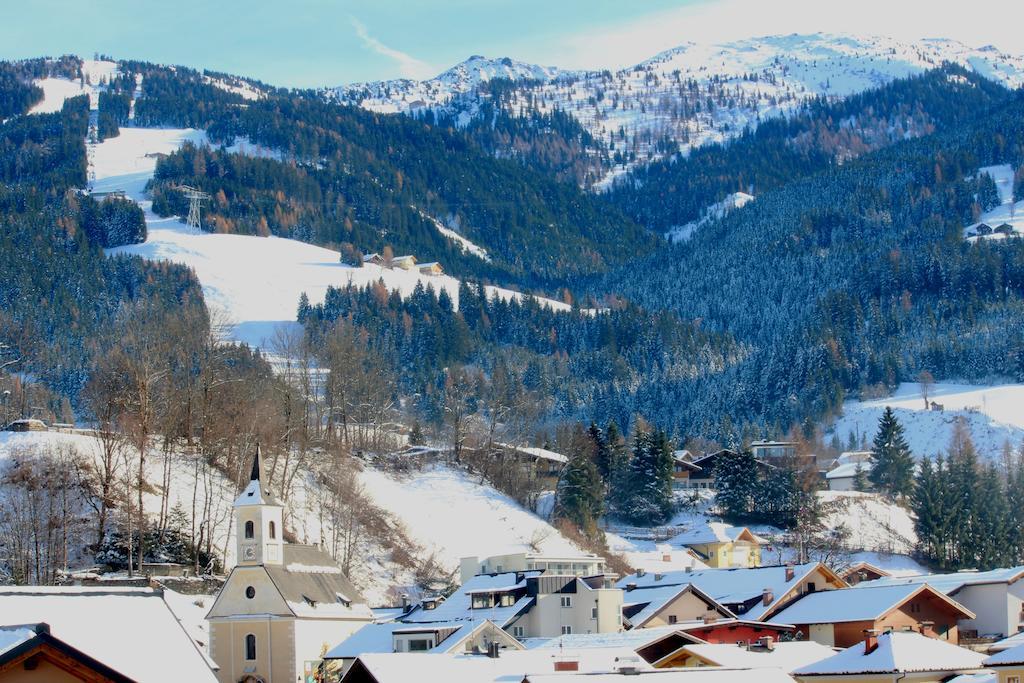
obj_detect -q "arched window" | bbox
[269,520,276,539]
[244,520,254,539]
[245,634,256,661]
[245,586,256,599]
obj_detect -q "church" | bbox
[207,448,373,683]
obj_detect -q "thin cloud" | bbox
[351,18,436,80]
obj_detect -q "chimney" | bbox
[785,565,795,582]
[625,582,637,592]
[662,553,672,563]
[553,659,579,672]
[757,636,775,651]
[400,593,411,612]
[654,573,664,582]
[487,641,501,659]
[762,589,774,606]
[637,569,646,578]
[863,629,879,654]
[685,566,693,574]
[919,621,935,637]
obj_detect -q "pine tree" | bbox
[409,421,425,446]
[713,450,759,520]
[852,462,869,492]
[869,407,915,499]
[554,425,605,536]
[614,427,675,526]
[912,457,951,567]
[588,422,611,481]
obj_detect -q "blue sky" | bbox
[2,0,1020,88]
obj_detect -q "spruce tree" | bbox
[713,450,759,520]
[615,427,675,526]
[554,425,605,536]
[869,407,915,499]
[852,462,869,492]
[588,422,612,481]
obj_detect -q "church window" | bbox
[246,586,255,599]
[269,520,276,539]
[245,634,256,660]
[244,520,254,539]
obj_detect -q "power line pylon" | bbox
[178,185,211,232]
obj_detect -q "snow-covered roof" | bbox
[770,583,973,624]
[522,625,694,652]
[985,642,1024,667]
[623,583,733,627]
[618,562,837,620]
[856,566,1024,595]
[525,668,796,683]
[0,586,217,682]
[826,460,874,480]
[947,674,997,683]
[401,571,539,626]
[988,630,1024,652]
[326,619,487,659]
[347,647,654,682]
[671,522,764,546]
[678,641,836,672]
[792,631,986,676]
[266,544,371,618]
[0,626,35,657]
[496,443,568,464]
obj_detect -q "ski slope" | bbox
[95,126,569,349]
[829,382,1024,459]
[965,164,1023,239]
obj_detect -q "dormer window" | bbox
[336,593,351,608]
[244,521,254,539]
[471,594,491,609]
[269,521,276,539]
[302,594,317,608]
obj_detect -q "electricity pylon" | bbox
[177,185,211,231]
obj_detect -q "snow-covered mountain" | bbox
[330,33,1024,187]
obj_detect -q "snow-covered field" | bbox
[95,126,568,349]
[358,463,581,572]
[829,382,1024,459]
[966,164,1023,239]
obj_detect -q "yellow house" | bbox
[206,448,373,683]
[985,643,1024,683]
[671,523,763,568]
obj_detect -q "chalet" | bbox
[622,583,735,629]
[0,587,217,682]
[750,441,798,460]
[362,253,385,267]
[4,419,47,432]
[840,562,891,586]
[826,460,873,491]
[669,523,764,568]
[661,640,836,673]
[389,255,417,270]
[854,566,1024,639]
[0,623,134,683]
[996,223,1016,236]
[671,451,704,489]
[977,223,994,235]
[417,261,444,276]
[770,583,974,647]
[686,450,775,490]
[984,642,1024,683]
[206,448,373,683]
[460,552,606,584]
[618,562,847,622]
[791,630,987,683]
[489,443,568,487]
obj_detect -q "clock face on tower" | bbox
[242,544,257,561]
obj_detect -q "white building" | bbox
[460,552,606,585]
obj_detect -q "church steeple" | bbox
[234,444,284,567]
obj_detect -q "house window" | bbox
[560,596,572,608]
[408,639,433,652]
[472,595,491,609]
[561,626,572,635]
[512,626,525,638]
[806,582,816,593]
[668,615,678,625]
[269,521,276,539]
[592,607,599,619]
[1007,677,1019,683]
[244,521,254,539]
[500,594,515,607]
[245,634,256,661]
[245,586,255,599]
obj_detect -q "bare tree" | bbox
[918,370,935,410]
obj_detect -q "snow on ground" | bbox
[28,77,87,114]
[96,127,568,349]
[417,209,491,262]
[816,491,917,555]
[966,163,1023,240]
[358,463,582,573]
[667,192,754,243]
[202,75,263,101]
[829,382,1024,459]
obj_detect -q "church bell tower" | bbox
[233,445,284,567]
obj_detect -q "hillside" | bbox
[331,33,1024,187]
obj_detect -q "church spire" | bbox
[250,443,262,484]
[234,443,281,508]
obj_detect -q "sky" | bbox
[1,0,1022,88]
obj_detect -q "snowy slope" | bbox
[95,126,569,349]
[28,59,119,114]
[358,463,582,572]
[828,382,1024,459]
[331,34,1024,187]
[667,192,754,242]
[965,163,1022,239]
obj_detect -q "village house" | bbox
[416,261,444,276]
[669,523,764,568]
[3,419,47,432]
[0,586,217,683]
[618,562,848,622]
[995,223,1017,236]
[854,566,1024,639]
[750,441,798,460]
[984,642,1024,683]
[791,630,987,683]
[388,255,416,270]
[206,448,373,683]
[663,639,836,674]
[769,583,974,647]
[460,552,606,584]
[485,443,569,489]
[622,583,735,629]
[523,670,798,683]
[840,562,891,586]
[361,253,385,267]
[671,451,704,489]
